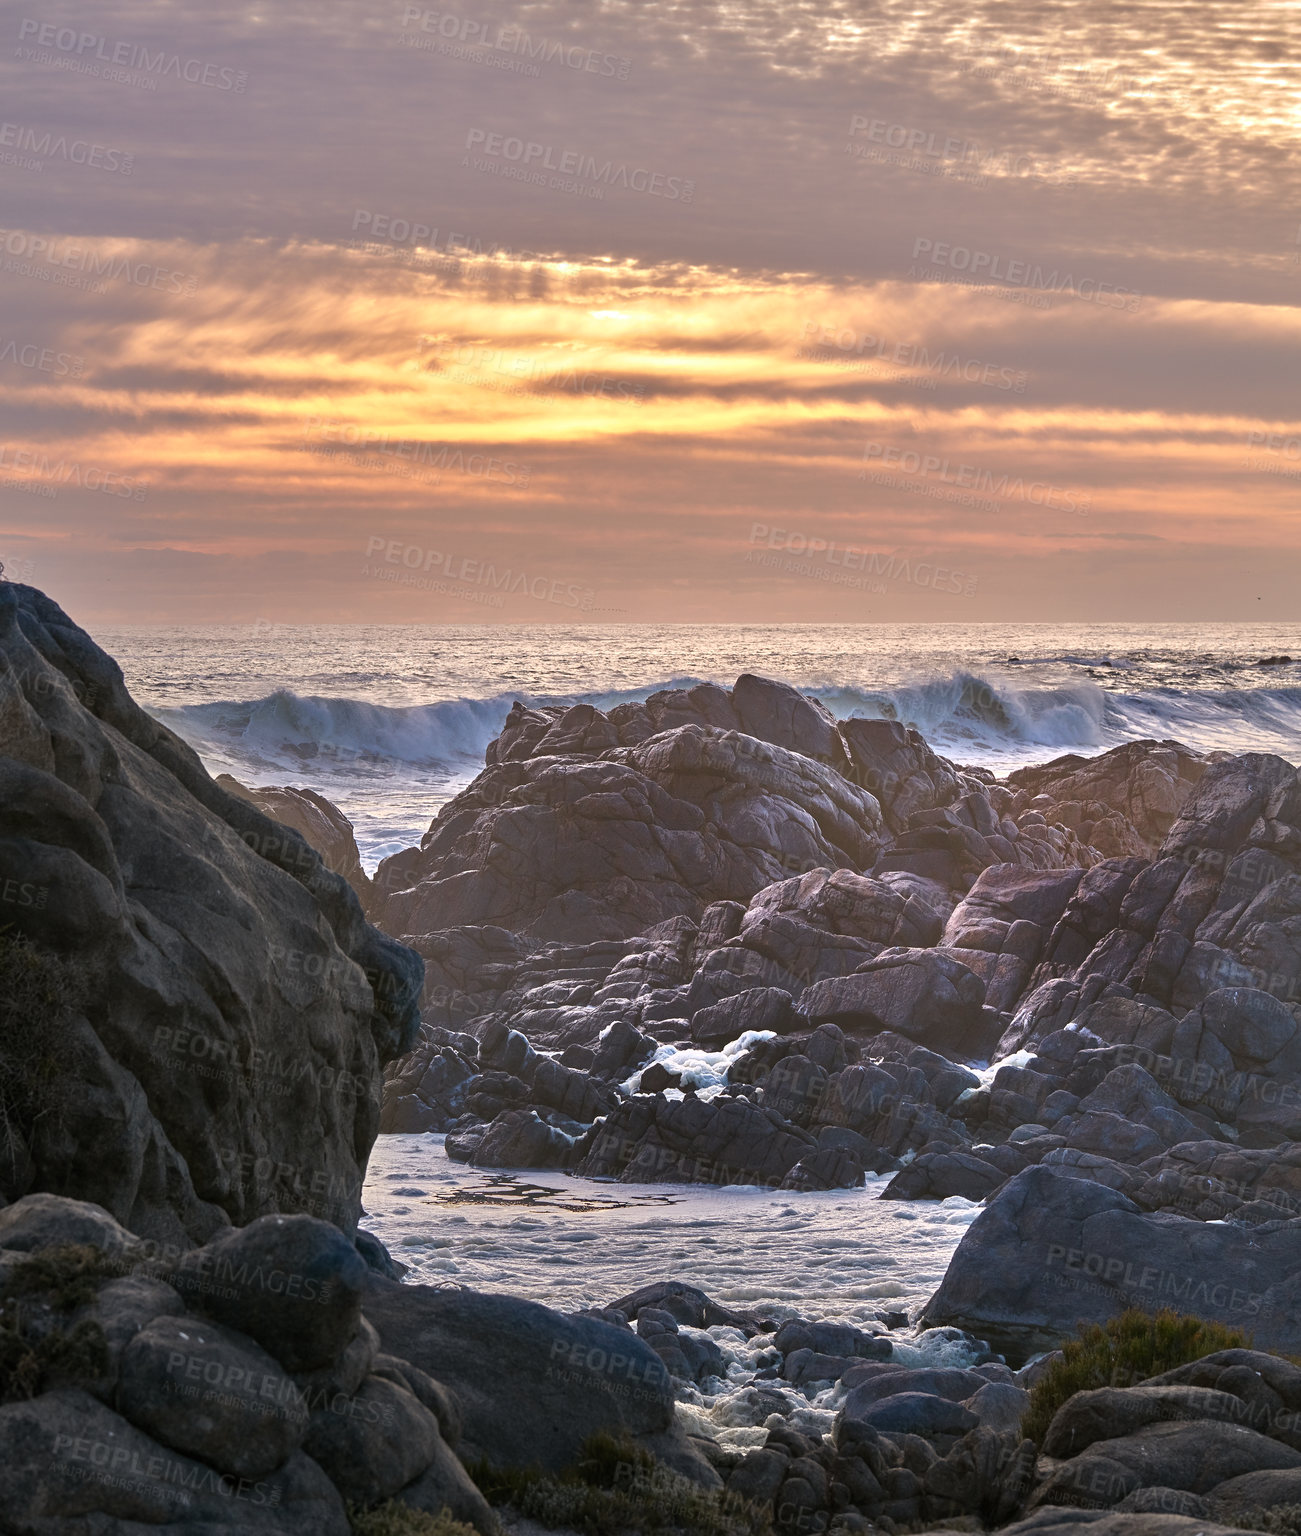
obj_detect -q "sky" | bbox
[1,0,1298,626]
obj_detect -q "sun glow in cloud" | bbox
[0,0,1297,621]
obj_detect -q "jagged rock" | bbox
[839,717,971,834]
[470,1108,581,1169]
[691,986,795,1044]
[0,585,421,1244]
[373,721,882,944]
[799,948,988,1055]
[216,775,371,905]
[1008,741,1209,854]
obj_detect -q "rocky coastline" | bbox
[3,582,1301,1534]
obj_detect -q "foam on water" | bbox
[364,1136,988,1438]
[364,1135,981,1319]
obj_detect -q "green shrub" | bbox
[0,930,89,1182]
[347,1502,481,1536]
[1021,1306,1252,1443]
[0,1243,115,1401]
[470,1431,773,1536]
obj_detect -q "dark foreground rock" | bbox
[216,774,372,905]
[361,1273,717,1484]
[0,1193,495,1533]
[0,584,422,1244]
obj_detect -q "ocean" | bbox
[102,621,1301,869]
[94,619,1301,1371]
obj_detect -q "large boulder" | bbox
[0,585,421,1244]
[169,1214,369,1373]
[360,1274,714,1482]
[799,948,987,1055]
[372,723,883,944]
[922,1166,1301,1361]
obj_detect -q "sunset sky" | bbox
[2,0,1298,625]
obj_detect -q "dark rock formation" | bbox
[0,1193,495,1533]
[1007,740,1211,856]
[0,584,421,1244]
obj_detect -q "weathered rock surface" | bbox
[216,774,371,904]
[1008,740,1211,856]
[0,1192,496,1534]
[373,720,886,943]
[360,1271,716,1484]
[0,584,421,1243]
[922,1166,1301,1361]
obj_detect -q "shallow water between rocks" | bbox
[364,1135,988,1447]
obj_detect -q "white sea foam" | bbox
[363,1134,982,1319]
[364,1136,988,1432]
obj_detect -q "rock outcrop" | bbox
[0,1193,495,1533]
[0,584,421,1244]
